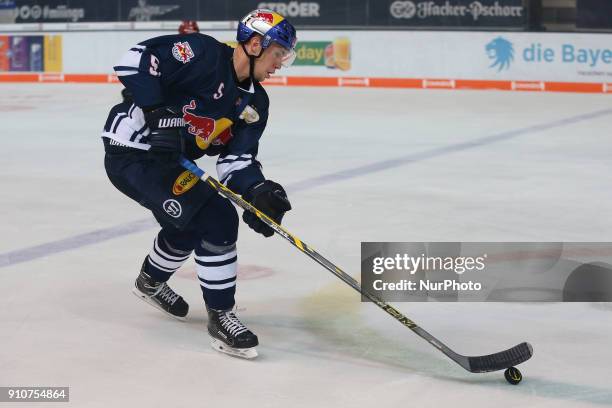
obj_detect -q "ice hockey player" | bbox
[101,10,297,359]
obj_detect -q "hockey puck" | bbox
[504,367,522,385]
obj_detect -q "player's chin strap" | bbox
[241,42,264,86]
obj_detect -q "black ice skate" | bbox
[207,308,258,359]
[132,260,189,321]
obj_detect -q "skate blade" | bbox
[131,287,187,322]
[210,336,258,359]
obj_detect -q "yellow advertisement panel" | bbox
[44,35,62,73]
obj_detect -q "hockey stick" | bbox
[179,157,533,373]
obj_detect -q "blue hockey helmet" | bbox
[237,9,297,67]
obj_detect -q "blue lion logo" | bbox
[486,37,514,72]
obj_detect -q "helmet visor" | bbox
[268,42,297,68]
[281,48,296,68]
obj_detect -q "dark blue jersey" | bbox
[102,33,269,195]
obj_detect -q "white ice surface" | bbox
[1,84,612,407]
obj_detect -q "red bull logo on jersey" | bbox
[182,100,215,144]
[172,170,198,195]
[182,100,234,150]
[172,41,195,64]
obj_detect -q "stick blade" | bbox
[467,342,533,373]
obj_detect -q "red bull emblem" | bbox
[182,100,235,149]
[255,12,274,24]
[182,100,215,144]
[172,41,195,64]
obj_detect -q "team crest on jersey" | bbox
[172,170,198,195]
[172,41,194,64]
[239,105,260,124]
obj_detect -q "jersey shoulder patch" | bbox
[172,41,195,64]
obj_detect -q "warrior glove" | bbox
[144,106,185,163]
[242,180,292,237]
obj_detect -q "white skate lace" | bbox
[219,311,248,337]
[157,283,180,305]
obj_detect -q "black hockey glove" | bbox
[242,180,292,237]
[144,107,185,163]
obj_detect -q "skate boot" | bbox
[132,259,189,321]
[207,308,259,359]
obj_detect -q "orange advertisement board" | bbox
[0,35,8,71]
